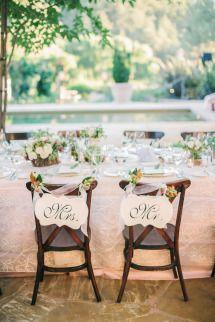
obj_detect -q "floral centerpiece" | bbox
[24,131,66,167]
[70,127,105,163]
[182,136,205,165]
[79,127,104,140]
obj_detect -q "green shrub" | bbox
[112,49,131,83]
[36,70,53,97]
[68,84,93,95]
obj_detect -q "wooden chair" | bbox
[5,132,32,142]
[211,260,215,277]
[58,130,81,138]
[181,131,215,140]
[123,130,164,140]
[26,180,101,305]
[117,178,191,303]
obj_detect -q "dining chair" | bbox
[5,132,32,142]
[26,180,101,305]
[123,130,165,140]
[211,260,215,277]
[58,130,81,138]
[181,131,215,140]
[117,178,191,303]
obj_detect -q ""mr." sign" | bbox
[120,194,173,228]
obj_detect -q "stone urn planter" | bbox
[111,83,132,103]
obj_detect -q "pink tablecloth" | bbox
[0,176,214,279]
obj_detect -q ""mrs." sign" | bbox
[34,194,88,229]
[120,194,173,228]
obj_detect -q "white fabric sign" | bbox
[34,193,88,229]
[120,194,173,228]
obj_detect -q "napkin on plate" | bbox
[137,146,158,163]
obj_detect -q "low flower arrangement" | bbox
[182,136,205,162]
[79,127,104,139]
[24,131,66,167]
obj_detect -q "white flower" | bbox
[35,145,52,159]
[44,144,53,154]
[195,141,201,149]
[187,141,194,149]
[35,146,43,155]
[28,151,37,160]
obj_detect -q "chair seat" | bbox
[40,225,85,247]
[123,224,175,247]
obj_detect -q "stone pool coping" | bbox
[5,100,215,143]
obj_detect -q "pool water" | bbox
[6,109,202,125]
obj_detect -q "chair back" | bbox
[26,181,97,248]
[119,178,191,248]
[181,131,215,140]
[123,130,164,140]
[6,132,32,142]
[58,130,81,138]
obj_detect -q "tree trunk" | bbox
[0,0,7,133]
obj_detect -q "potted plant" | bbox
[111,48,132,103]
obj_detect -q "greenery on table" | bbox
[79,127,104,139]
[112,49,131,83]
[182,136,206,160]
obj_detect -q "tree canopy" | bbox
[7,0,136,63]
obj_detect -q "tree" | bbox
[0,0,136,131]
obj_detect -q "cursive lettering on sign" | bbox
[44,203,78,222]
[130,202,159,221]
[120,194,173,228]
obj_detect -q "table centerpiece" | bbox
[24,131,66,167]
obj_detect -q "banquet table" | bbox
[0,166,214,280]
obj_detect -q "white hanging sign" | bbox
[34,194,88,229]
[120,194,173,228]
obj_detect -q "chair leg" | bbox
[85,245,101,302]
[31,265,42,305]
[117,252,131,303]
[211,261,215,278]
[170,248,178,279]
[175,248,189,301]
[39,252,44,282]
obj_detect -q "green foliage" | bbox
[112,49,131,83]
[9,57,57,102]
[36,70,53,96]
[8,0,136,57]
[9,58,37,99]
[204,64,215,95]
[68,84,93,95]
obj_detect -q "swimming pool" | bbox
[6,109,202,125]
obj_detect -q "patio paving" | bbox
[0,276,214,321]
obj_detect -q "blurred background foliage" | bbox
[8,0,215,103]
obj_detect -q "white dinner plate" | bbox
[103,170,120,177]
